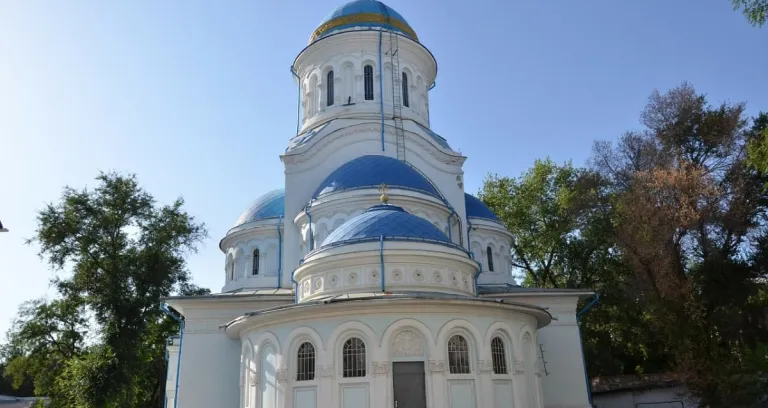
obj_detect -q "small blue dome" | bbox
[313,155,441,199]
[311,0,418,43]
[465,193,500,222]
[321,204,450,248]
[233,189,285,228]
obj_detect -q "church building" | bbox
[162,1,595,407]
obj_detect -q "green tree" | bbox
[1,172,209,408]
[479,159,671,376]
[591,83,768,406]
[732,0,768,26]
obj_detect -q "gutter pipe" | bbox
[576,293,600,407]
[380,235,386,292]
[304,206,314,250]
[378,30,385,151]
[291,260,303,304]
[160,302,184,408]
[290,66,301,135]
[276,216,283,288]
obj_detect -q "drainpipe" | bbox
[304,206,314,250]
[291,260,303,304]
[276,216,283,288]
[577,293,600,407]
[160,303,184,408]
[378,30,385,151]
[380,235,386,292]
[290,66,301,135]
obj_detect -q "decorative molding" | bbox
[319,365,335,378]
[514,361,525,374]
[478,360,494,373]
[428,360,447,373]
[372,361,389,376]
[249,372,259,385]
[392,330,424,357]
[276,369,288,382]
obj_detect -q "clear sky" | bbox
[0,0,766,336]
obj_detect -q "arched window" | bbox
[326,70,334,106]
[448,335,471,374]
[342,337,366,377]
[487,246,494,272]
[364,65,374,100]
[252,249,260,275]
[491,337,508,374]
[296,342,315,381]
[402,72,409,107]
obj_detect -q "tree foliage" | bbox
[1,172,209,407]
[732,0,768,26]
[482,83,768,406]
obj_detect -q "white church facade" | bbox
[162,1,595,407]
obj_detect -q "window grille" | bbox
[402,72,409,107]
[364,65,374,100]
[296,342,315,381]
[491,337,508,374]
[327,70,334,106]
[448,335,471,374]
[342,337,366,377]
[487,246,494,272]
[252,249,259,275]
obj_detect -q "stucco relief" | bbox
[392,330,424,357]
[276,369,288,382]
[318,365,334,377]
[428,360,447,373]
[249,372,259,385]
[514,360,525,374]
[372,361,389,376]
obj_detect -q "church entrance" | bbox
[392,362,427,408]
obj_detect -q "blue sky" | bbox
[0,0,766,336]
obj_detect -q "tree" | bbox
[480,159,672,377]
[732,0,768,26]
[1,172,209,408]
[480,159,616,289]
[591,83,768,406]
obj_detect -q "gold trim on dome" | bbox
[310,12,418,43]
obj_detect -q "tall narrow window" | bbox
[296,342,315,381]
[487,246,494,272]
[402,72,409,107]
[342,337,366,377]
[230,261,235,281]
[252,249,259,276]
[448,335,471,374]
[491,337,508,374]
[364,65,374,100]
[326,70,334,106]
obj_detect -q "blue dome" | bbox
[233,189,285,228]
[465,193,500,222]
[313,155,441,199]
[310,0,418,43]
[321,204,450,247]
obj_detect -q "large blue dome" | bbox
[321,204,450,248]
[464,193,500,222]
[310,0,418,43]
[313,155,441,199]
[232,189,285,228]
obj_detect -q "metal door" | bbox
[392,362,427,408]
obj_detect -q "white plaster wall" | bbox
[593,386,698,408]
[235,309,543,408]
[294,241,478,301]
[281,120,466,287]
[293,31,436,132]
[220,222,284,292]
